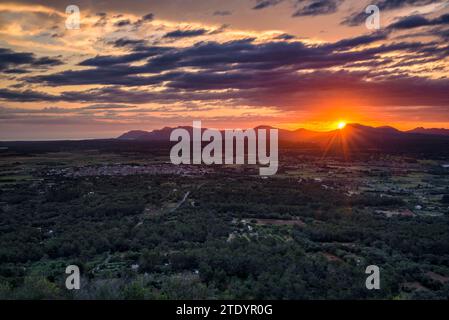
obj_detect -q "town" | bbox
[170,121,279,175]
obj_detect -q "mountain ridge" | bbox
[118,123,449,141]
[406,127,449,136]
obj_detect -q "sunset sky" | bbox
[1,0,449,140]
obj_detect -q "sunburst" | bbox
[337,121,347,130]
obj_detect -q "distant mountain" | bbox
[118,123,405,143]
[118,126,195,141]
[118,125,326,142]
[118,130,153,140]
[3,123,449,155]
[407,127,449,136]
[117,123,449,154]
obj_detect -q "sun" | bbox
[337,121,347,130]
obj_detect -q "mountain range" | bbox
[406,127,449,136]
[117,124,449,154]
[2,124,449,155]
[118,124,449,141]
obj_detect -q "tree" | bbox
[15,276,61,300]
[0,282,12,299]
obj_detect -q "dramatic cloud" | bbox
[253,0,343,17]
[26,36,438,89]
[0,48,62,73]
[5,36,446,111]
[3,70,449,114]
[0,88,65,102]
[114,19,131,27]
[293,0,343,17]
[163,28,210,38]
[327,32,389,49]
[374,0,438,11]
[389,13,449,29]
[78,47,171,67]
[141,13,154,21]
[0,0,448,138]
[342,0,439,26]
[274,33,297,40]
[341,0,444,27]
[253,0,284,10]
[110,38,147,48]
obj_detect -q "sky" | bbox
[0,0,448,140]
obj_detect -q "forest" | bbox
[1,152,449,299]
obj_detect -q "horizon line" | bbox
[2,122,449,142]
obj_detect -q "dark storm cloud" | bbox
[0,48,63,72]
[292,0,342,17]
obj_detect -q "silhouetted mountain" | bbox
[118,123,449,141]
[407,127,449,136]
[117,123,449,156]
[118,123,406,143]
[3,123,449,157]
[118,125,330,142]
[118,130,152,140]
[118,126,196,141]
